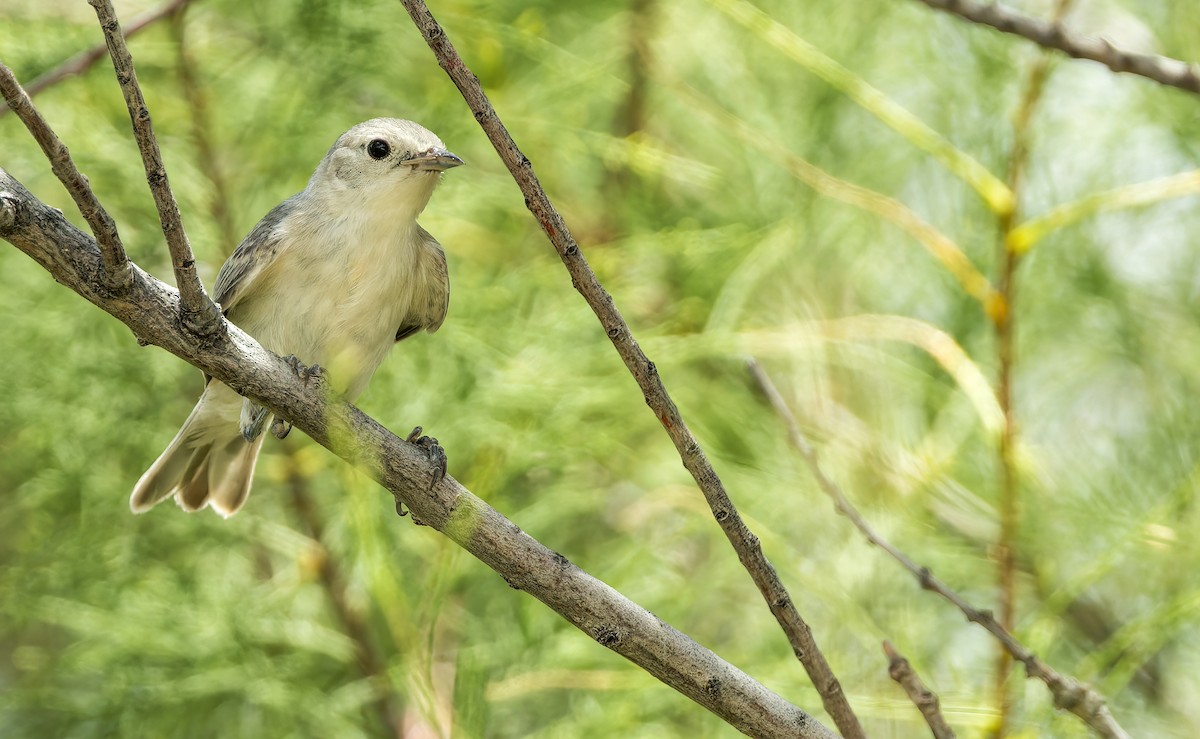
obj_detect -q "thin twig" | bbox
[0,61,131,287]
[395,3,865,737]
[88,0,221,334]
[747,359,1130,739]
[0,0,197,106]
[882,640,956,739]
[911,0,1200,95]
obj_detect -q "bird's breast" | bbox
[234,218,422,399]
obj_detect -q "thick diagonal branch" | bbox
[0,168,835,739]
[912,0,1200,95]
[394,2,863,736]
[88,0,221,333]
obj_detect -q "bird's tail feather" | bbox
[130,384,264,517]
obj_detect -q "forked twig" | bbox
[88,0,221,333]
[0,62,131,287]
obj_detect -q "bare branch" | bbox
[0,0,197,105]
[0,61,132,287]
[882,641,956,739]
[88,0,221,334]
[395,2,864,736]
[911,0,1200,95]
[747,359,1131,739]
[0,168,837,739]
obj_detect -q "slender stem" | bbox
[88,0,222,334]
[990,2,1074,730]
[168,7,239,256]
[394,3,865,736]
[883,641,956,739]
[617,0,654,139]
[747,359,1130,739]
[286,452,401,738]
[992,199,1020,738]
[602,0,657,232]
[0,0,197,106]
[0,61,131,287]
[910,0,1200,95]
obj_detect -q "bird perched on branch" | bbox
[131,118,462,516]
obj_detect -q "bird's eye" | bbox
[367,139,391,160]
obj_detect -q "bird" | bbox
[130,118,462,517]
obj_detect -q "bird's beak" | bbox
[403,148,464,172]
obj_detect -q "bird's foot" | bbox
[283,355,324,387]
[271,417,292,439]
[406,426,447,489]
[240,401,269,442]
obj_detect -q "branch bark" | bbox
[88,0,221,334]
[748,359,1130,739]
[0,168,836,739]
[883,641,956,739]
[394,2,864,736]
[911,0,1200,95]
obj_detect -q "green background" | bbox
[2,0,1198,736]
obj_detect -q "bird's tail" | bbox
[130,383,265,517]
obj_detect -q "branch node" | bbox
[594,626,621,648]
[0,191,17,230]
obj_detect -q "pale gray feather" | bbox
[213,197,299,314]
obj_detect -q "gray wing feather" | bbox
[213,197,299,313]
[421,226,450,333]
[396,226,450,342]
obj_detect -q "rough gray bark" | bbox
[0,167,838,739]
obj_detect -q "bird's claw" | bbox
[406,426,447,489]
[393,428,446,521]
[283,354,324,387]
[271,417,292,439]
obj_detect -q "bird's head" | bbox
[309,117,463,219]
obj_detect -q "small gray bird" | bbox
[131,118,462,517]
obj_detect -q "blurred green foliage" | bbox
[2,0,1199,736]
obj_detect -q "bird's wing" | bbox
[395,225,450,342]
[213,197,298,314]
